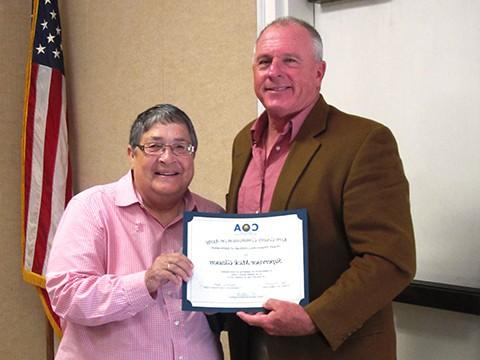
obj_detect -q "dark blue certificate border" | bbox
[181,209,309,313]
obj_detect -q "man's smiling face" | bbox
[253,23,326,122]
[129,122,194,207]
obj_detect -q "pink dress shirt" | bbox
[237,102,316,214]
[46,172,223,360]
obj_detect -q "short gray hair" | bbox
[256,16,324,61]
[129,104,198,150]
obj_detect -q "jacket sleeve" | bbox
[305,125,416,350]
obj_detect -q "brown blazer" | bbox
[224,95,416,360]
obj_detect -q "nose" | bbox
[267,58,283,77]
[157,146,176,162]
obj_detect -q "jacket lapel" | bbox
[270,96,329,211]
[227,122,254,212]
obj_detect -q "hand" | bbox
[237,299,317,336]
[145,253,193,295]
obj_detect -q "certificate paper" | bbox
[182,209,308,312]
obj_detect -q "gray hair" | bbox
[129,104,198,150]
[256,16,324,61]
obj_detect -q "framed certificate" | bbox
[182,209,308,312]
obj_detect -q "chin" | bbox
[157,184,188,196]
[266,105,292,118]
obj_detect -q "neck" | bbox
[265,94,320,127]
[143,196,185,227]
[263,111,294,155]
[266,113,290,132]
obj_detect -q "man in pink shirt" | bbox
[46,104,223,360]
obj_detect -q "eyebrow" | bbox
[281,53,301,59]
[145,136,189,142]
[255,52,301,60]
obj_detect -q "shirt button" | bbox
[167,290,172,296]
[174,320,180,326]
[275,145,281,151]
[178,356,184,360]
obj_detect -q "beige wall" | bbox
[62,0,257,202]
[1,0,256,358]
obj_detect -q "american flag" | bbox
[22,0,72,337]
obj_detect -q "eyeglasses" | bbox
[134,142,195,156]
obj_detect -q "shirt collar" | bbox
[114,171,139,207]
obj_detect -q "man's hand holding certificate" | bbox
[182,209,308,312]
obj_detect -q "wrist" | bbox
[144,269,159,295]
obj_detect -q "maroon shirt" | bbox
[238,102,316,214]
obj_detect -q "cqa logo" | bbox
[234,223,259,232]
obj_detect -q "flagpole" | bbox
[46,319,54,360]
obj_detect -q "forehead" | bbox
[255,24,313,57]
[141,122,190,141]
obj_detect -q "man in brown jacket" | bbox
[221,16,416,359]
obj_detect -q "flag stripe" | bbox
[23,64,38,243]
[44,78,69,275]
[32,67,63,275]
[25,64,51,272]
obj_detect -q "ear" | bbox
[316,60,327,90]
[127,145,135,168]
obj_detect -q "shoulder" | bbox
[321,105,398,150]
[327,105,386,133]
[73,181,116,201]
[67,179,119,213]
